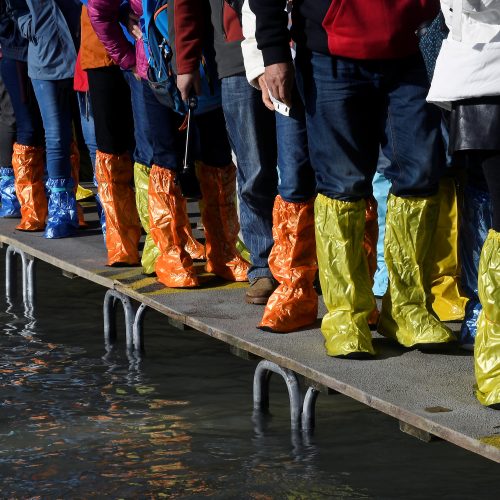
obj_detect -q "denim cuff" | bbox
[248,267,273,283]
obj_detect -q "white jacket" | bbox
[428,0,500,108]
[241,0,265,89]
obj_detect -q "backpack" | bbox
[141,0,221,115]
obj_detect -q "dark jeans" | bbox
[275,88,315,202]
[87,66,134,155]
[122,71,153,166]
[193,107,233,167]
[142,80,183,170]
[1,58,44,147]
[77,91,97,171]
[0,72,16,167]
[296,51,446,201]
[31,78,73,179]
[222,75,277,281]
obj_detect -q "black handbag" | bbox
[417,11,449,81]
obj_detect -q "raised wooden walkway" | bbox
[0,196,499,464]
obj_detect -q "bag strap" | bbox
[452,0,463,41]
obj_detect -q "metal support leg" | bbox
[133,303,147,354]
[301,387,320,431]
[5,245,36,307]
[253,360,302,430]
[103,289,135,351]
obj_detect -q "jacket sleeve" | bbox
[173,0,204,74]
[87,0,135,70]
[248,0,291,66]
[241,0,264,88]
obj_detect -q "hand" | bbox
[131,66,141,81]
[127,12,142,41]
[257,74,274,111]
[264,62,294,108]
[177,71,202,101]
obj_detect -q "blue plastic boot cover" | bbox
[459,185,492,348]
[44,177,79,239]
[0,167,21,218]
[372,172,391,297]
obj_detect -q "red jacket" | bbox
[250,0,440,65]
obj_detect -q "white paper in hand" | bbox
[268,90,290,117]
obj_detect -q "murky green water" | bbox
[0,252,499,498]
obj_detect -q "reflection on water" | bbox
[0,255,499,498]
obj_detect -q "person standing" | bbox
[250,0,454,357]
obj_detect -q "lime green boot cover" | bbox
[315,194,375,357]
[134,163,160,275]
[378,194,454,347]
[475,230,500,407]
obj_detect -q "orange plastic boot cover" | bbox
[12,143,47,231]
[70,141,87,227]
[181,196,205,260]
[259,196,318,333]
[95,150,141,266]
[148,165,198,288]
[198,163,249,281]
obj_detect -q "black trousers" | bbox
[87,66,134,155]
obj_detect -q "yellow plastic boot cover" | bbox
[378,194,455,347]
[95,151,141,266]
[197,163,249,281]
[430,178,468,321]
[474,230,500,407]
[12,143,47,231]
[315,194,375,357]
[259,196,318,333]
[148,166,198,288]
[133,162,160,274]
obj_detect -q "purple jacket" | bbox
[87,0,148,79]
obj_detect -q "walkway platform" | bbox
[1,198,499,464]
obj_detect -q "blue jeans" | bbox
[275,88,315,202]
[122,71,153,166]
[141,79,181,170]
[31,78,73,179]
[222,75,277,281]
[1,58,44,147]
[296,51,446,201]
[77,91,97,171]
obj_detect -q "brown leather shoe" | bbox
[245,277,277,305]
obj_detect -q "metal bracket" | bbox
[253,360,303,430]
[5,245,36,306]
[253,360,323,432]
[103,289,147,355]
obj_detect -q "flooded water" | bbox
[0,251,499,498]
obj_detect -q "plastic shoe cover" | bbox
[76,184,93,200]
[459,185,492,348]
[259,196,318,333]
[133,162,160,274]
[70,142,87,228]
[372,172,391,297]
[148,165,198,288]
[44,178,79,239]
[12,143,47,231]
[364,196,380,327]
[0,167,21,217]
[95,150,141,266]
[430,178,468,321]
[197,163,249,282]
[236,237,251,264]
[474,231,500,407]
[378,194,455,347]
[315,194,375,357]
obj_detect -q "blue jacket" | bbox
[0,1,28,62]
[8,0,81,80]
